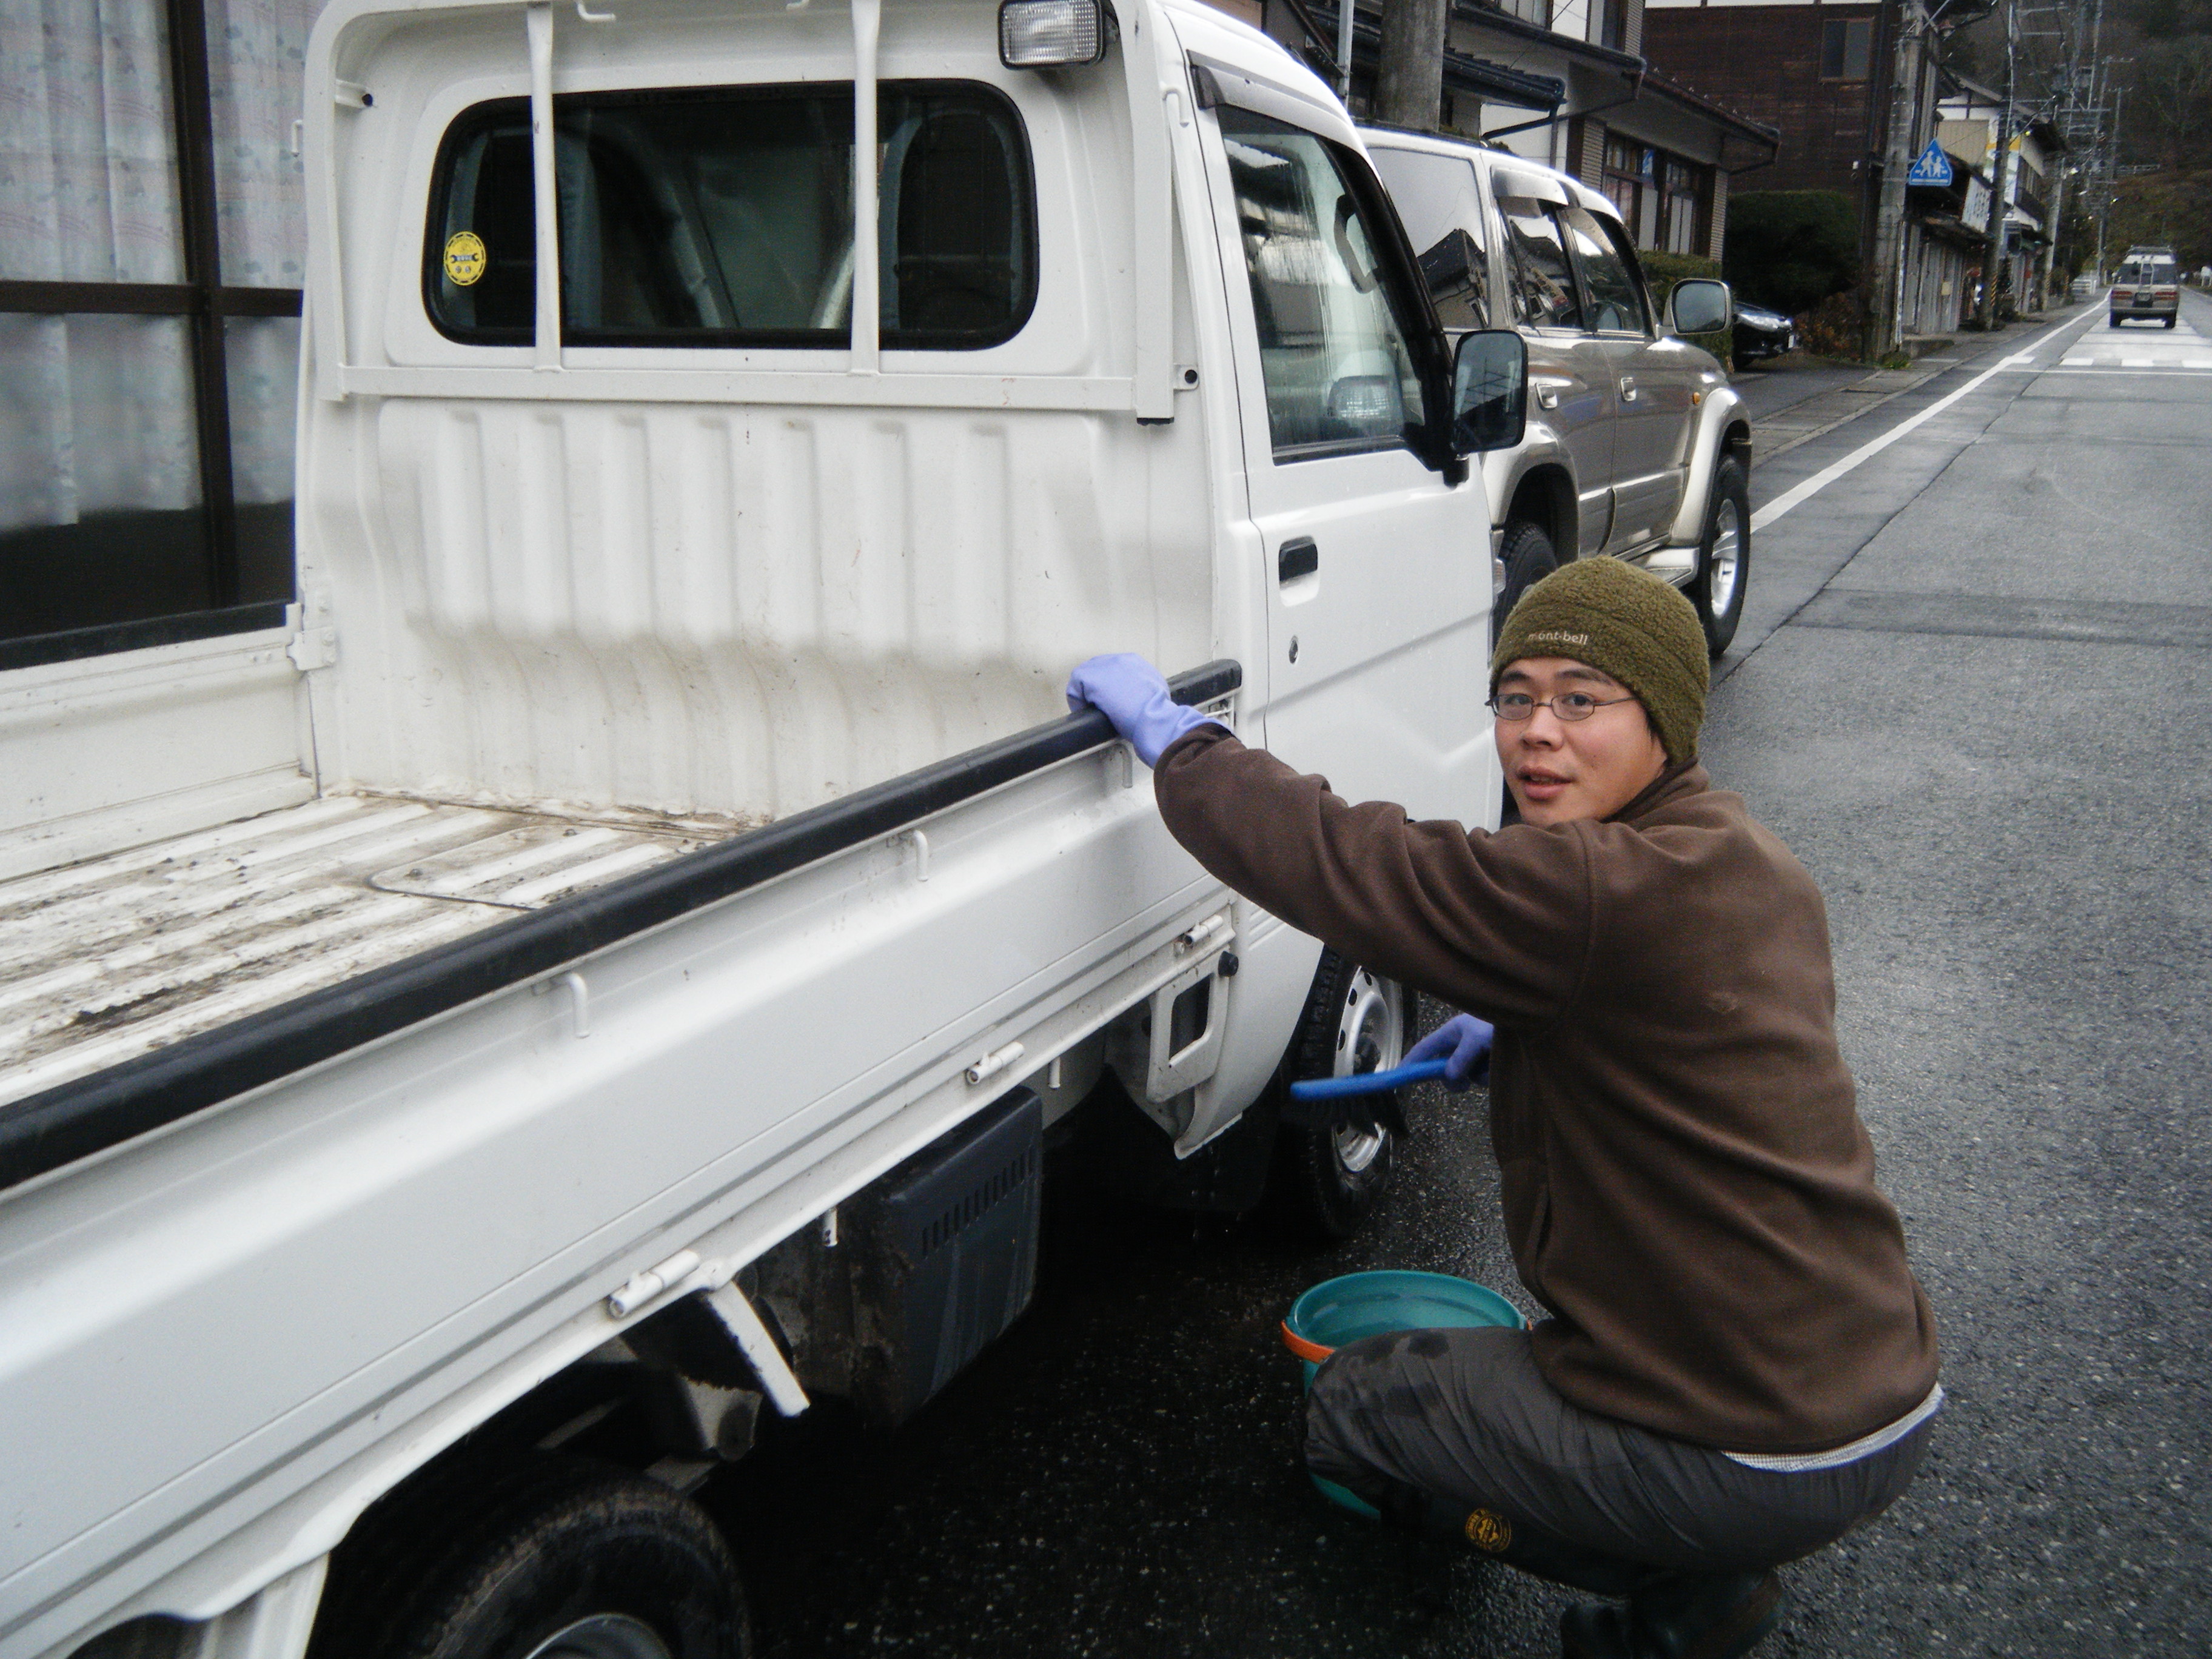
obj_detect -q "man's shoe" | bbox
[1558,1570,1786,1659]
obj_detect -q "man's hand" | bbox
[1066,654,1219,768]
[1406,1013,1494,1090]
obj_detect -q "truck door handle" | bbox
[1618,377,1638,402]
[1278,537,1319,581]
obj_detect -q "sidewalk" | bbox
[1746,303,2089,465]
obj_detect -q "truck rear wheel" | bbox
[314,1455,748,1659]
[1269,950,1406,1242]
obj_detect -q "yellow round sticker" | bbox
[443,231,488,287]
[1463,1509,1513,1553]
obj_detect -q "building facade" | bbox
[1637,0,2059,337]
[0,0,322,649]
[1259,0,1777,264]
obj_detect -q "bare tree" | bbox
[1375,0,1449,132]
[2135,34,2212,167]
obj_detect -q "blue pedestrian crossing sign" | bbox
[1906,140,1954,186]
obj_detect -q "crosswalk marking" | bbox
[2049,319,2210,371]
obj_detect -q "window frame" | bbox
[1820,17,1875,82]
[0,0,303,655]
[420,79,1042,355]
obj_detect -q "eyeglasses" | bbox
[1488,690,1637,722]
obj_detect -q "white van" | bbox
[0,2,1523,1654]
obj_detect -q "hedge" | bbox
[1722,191,1860,318]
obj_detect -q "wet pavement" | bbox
[705,295,2212,1657]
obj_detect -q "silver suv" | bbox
[2110,247,2179,329]
[1363,132,1753,654]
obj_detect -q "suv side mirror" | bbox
[1450,329,1527,455]
[1666,278,1731,337]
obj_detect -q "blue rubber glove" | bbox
[1065,653,1219,768]
[1405,1013,1494,1090]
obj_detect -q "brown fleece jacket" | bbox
[1156,726,1938,1453]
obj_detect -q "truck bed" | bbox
[0,793,739,1111]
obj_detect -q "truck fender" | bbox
[1664,381,1751,547]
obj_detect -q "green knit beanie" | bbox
[1489,557,1709,765]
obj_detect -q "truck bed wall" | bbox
[304,0,1216,822]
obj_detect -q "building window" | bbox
[1603,136,1654,240]
[1821,18,1875,82]
[1662,158,1709,255]
[1596,0,1628,52]
[1488,0,1554,31]
[0,0,317,649]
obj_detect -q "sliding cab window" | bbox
[1367,147,1490,329]
[1219,107,1427,460]
[1500,201,1582,331]
[425,83,1037,349]
[1558,207,1649,335]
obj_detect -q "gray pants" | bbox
[1304,1325,1929,1596]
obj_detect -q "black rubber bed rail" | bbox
[0,660,1241,1193]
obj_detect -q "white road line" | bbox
[2036,368,2212,378]
[2122,357,2154,367]
[1748,309,2103,532]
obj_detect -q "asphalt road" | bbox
[707,293,2212,1657]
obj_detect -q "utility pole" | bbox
[1869,0,1930,358]
[1977,0,2020,329]
[1338,0,1355,98]
[2094,80,2123,278]
[1375,0,1447,132]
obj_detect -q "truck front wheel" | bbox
[1269,951,1407,1242]
[313,1456,748,1659]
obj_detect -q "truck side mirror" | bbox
[1450,329,1527,455]
[1666,278,1731,337]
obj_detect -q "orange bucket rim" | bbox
[1281,1318,1333,1366]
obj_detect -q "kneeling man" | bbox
[1068,557,1939,1659]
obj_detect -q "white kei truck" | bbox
[0,1,1529,1655]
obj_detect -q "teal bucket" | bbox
[1280,1270,1527,1520]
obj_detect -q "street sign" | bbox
[1907,139,1954,187]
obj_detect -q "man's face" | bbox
[1494,657,1671,827]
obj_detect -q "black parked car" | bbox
[1732,300,1797,363]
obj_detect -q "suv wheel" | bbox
[1693,457,1750,655]
[1493,520,1559,648]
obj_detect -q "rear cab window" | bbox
[426,82,1037,349]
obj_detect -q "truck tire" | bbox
[314,1455,748,1659]
[1269,950,1407,1242]
[1492,520,1558,648]
[1692,456,1750,655]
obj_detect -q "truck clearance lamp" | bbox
[999,0,1107,67]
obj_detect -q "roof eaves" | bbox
[1447,1,1642,73]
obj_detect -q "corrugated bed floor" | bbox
[0,793,740,1110]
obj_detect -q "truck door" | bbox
[1496,192,1615,557]
[1559,207,1693,552]
[1202,99,1490,824]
